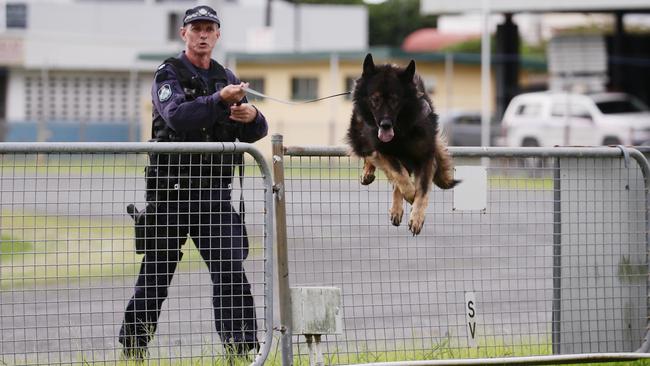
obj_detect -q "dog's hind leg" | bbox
[361,158,376,185]
[433,133,460,189]
[408,160,434,236]
[367,152,415,204]
[390,185,404,226]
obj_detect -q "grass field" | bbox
[0,154,267,177]
[0,210,141,289]
[62,339,650,366]
[0,210,264,289]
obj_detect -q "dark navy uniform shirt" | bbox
[151,51,268,143]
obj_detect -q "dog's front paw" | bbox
[390,206,403,226]
[360,172,375,185]
[408,211,425,236]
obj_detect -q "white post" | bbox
[306,334,324,366]
[328,53,339,146]
[128,69,138,142]
[38,67,50,143]
[480,0,491,149]
[445,52,454,113]
[480,0,492,168]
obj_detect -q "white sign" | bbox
[464,291,478,348]
[453,166,487,212]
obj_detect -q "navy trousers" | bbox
[119,196,258,352]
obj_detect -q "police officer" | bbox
[119,5,268,360]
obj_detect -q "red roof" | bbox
[402,28,479,52]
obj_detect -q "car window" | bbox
[552,103,592,119]
[595,98,649,114]
[515,103,542,117]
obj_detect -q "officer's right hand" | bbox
[219,82,248,105]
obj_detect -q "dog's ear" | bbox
[401,59,416,82]
[362,53,375,76]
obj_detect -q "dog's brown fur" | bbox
[346,54,458,235]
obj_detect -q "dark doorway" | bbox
[606,33,650,107]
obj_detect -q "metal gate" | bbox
[0,142,274,365]
[272,134,650,365]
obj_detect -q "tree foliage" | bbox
[367,0,437,46]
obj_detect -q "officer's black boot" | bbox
[119,325,150,361]
[223,338,259,360]
[121,344,149,361]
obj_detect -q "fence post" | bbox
[272,134,294,366]
[552,157,562,354]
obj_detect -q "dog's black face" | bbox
[356,53,417,143]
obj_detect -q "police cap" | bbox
[183,5,221,27]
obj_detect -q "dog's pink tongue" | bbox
[378,128,394,142]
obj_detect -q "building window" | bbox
[291,77,318,101]
[6,3,27,29]
[168,12,183,41]
[244,77,265,102]
[24,71,140,124]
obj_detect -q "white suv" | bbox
[500,91,650,147]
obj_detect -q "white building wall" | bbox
[0,3,5,31]
[298,4,367,52]
[212,1,367,54]
[16,0,366,69]
[23,2,179,70]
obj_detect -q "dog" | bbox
[346,53,458,236]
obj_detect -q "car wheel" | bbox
[521,138,540,147]
[521,138,544,170]
[602,137,621,146]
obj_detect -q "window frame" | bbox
[291,76,318,101]
[6,3,28,29]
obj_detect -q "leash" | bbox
[235,86,350,230]
[243,86,351,105]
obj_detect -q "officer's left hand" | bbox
[229,103,258,123]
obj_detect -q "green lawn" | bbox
[0,154,147,176]
[71,342,650,366]
[0,210,141,289]
[0,234,32,261]
[0,210,264,290]
[0,154,268,178]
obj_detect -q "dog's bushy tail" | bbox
[433,132,460,189]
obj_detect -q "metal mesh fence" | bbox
[278,144,649,365]
[0,142,273,365]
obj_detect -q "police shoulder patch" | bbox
[158,84,172,103]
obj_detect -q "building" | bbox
[0,0,367,143]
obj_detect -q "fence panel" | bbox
[275,138,650,365]
[0,142,273,365]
